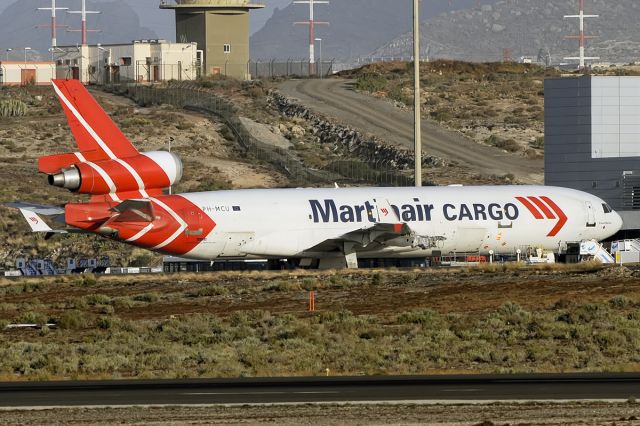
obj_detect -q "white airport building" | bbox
[54,40,201,84]
[0,61,56,86]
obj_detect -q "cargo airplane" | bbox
[7,80,623,268]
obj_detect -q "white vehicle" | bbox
[7,80,623,268]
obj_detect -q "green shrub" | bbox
[0,99,28,117]
[531,136,545,149]
[355,73,388,93]
[132,293,160,303]
[196,285,230,297]
[57,310,88,330]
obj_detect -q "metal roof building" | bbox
[545,75,640,231]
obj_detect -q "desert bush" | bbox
[531,136,545,149]
[355,73,388,93]
[486,136,520,152]
[0,99,28,117]
[430,108,452,122]
[262,280,302,292]
[132,293,160,303]
[57,310,89,330]
[195,285,230,297]
[17,311,47,325]
[85,294,112,306]
[610,295,633,309]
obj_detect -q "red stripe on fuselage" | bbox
[515,196,544,219]
[539,196,568,237]
[528,196,556,220]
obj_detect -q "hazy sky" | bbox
[0,0,290,38]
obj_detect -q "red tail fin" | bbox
[51,79,138,160]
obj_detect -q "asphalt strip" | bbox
[0,399,631,411]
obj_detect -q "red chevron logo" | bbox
[515,196,568,237]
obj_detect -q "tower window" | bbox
[223,44,231,53]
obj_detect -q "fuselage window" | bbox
[602,203,613,214]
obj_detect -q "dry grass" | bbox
[1,266,640,381]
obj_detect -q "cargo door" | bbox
[219,232,255,257]
[182,208,204,243]
[585,201,596,227]
[452,227,488,252]
[21,69,36,85]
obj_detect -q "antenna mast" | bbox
[37,0,69,49]
[293,0,329,75]
[564,0,599,70]
[67,0,101,46]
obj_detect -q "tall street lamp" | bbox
[5,48,12,61]
[97,43,107,84]
[413,0,422,187]
[24,47,32,63]
[314,37,322,78]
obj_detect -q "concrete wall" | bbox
[0,62,55,85]
[205,10,250,79]
[169,4,256,80]
[545,76,640,228]
[55,43,198,84]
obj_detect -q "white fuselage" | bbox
[174,185,623,260]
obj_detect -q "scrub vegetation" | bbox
[1,266,640,381]
[343,60,555,157]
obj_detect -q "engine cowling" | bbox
[47,151,183,196]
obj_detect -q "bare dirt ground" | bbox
[1,402,640,425]
[1,265,636,321]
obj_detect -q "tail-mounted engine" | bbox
[40,151,183,198]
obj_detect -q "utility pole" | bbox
[564,0,599,70]
[67,0,100,45]
[315,37,322,78]
[293,0,329,76]
[413,0,422,187]
[37,0,69,49]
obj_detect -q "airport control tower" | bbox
[160,0,264,80]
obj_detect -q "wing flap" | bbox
[304,222,412,253]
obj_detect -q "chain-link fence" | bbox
[207,60,335,79]
[103,82,414,187]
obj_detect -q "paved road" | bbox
[1,374,639,407]
[278,79,544,184]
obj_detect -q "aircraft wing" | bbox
[304,222,412,253]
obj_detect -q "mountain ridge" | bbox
[371,0,640,65]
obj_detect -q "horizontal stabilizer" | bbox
[5,202,65,216]
[19,209,55,233]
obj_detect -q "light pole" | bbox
[97,43,107,84]
[5,48,12,61]
[314,37,322,78]
[24,47,32,64]
[413,0,422,187]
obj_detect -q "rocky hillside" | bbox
[371,0,640,65]
[341,60,555,159]
[250,0,497,61]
